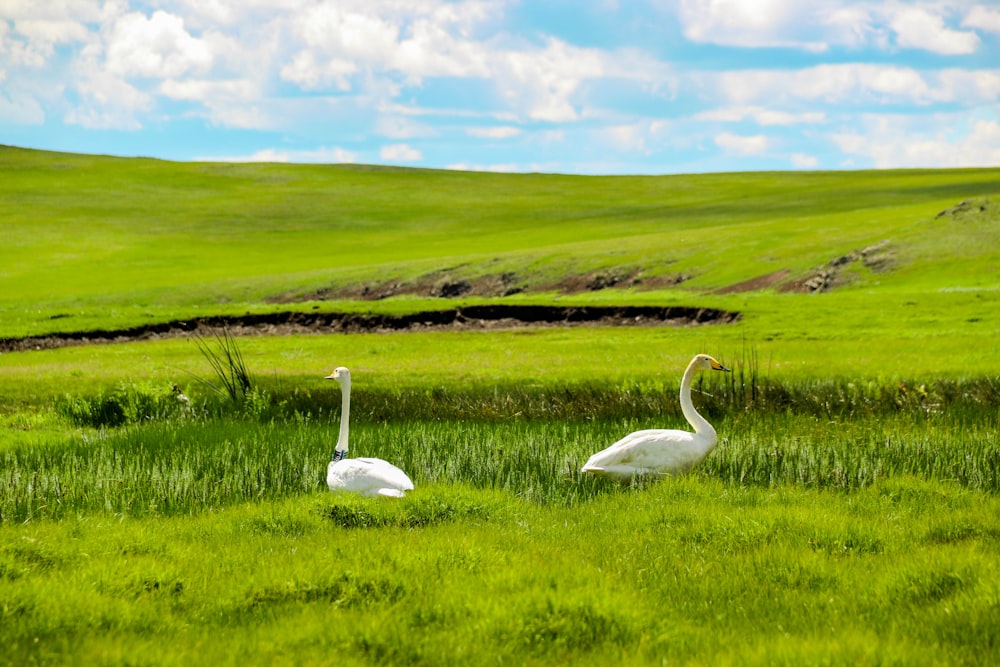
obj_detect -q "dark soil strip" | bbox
[1,304,740,353]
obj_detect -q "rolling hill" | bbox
[2,145,998,347]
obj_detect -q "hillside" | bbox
[2,145,999,343]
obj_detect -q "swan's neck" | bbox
[680,360,715,439]
[334,379,350,460]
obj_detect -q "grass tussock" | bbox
[192,326,256,404]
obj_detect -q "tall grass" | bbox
[4,385,997,522]
[54,381,194,428]
[49,365,1000,427]
[192,327,255,403]
[6,342,994,522]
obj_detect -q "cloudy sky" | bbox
[2,0,999,173]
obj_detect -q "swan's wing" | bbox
[354,457,415,493]
[599,429,666,454]
[582,429,677,467]
[581,429,711,478]
[327,458,414,497]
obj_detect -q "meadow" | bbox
[1,146,999,665]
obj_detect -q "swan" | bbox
[581,354,731,481]
[325,367,414,498]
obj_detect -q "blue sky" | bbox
[2,0,999,174]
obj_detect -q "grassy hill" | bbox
[3,145,999,344]
[4,144,999,386]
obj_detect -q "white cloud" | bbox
[675,0,984,55]
[106,11,213,79]
[488,41,673,124]
[0,88,46,124]
[12,18,90,48]
[677,0,829,51]
[467,126,522,139]
[0,0,677,146]
[790,152,819,168]
[64,71,151,129]
[3,0,997,173]
[715,132,769,155]
[603,120,668,153]
[390,13,493,80]
[0,0,106,71]
[301,146,358,163]
[606,124,649,153]
[172,0,239,28]
[833,116,1000,168]
[280,6,399,90]
[890,7,978,55]
[822,5,884,49]
[0,1,105,22]
[701,64,1000,107]
[159,77,257,102]
[963,6,1000,34]
[1,15,92,68]
[937,68,1000,104]
[446,162,520,172]
[198,146,358,163]
[493,38,602,122]
[278,1,496,92]
[159,77,272,128]
[695,106,825,125]
[270,3,668,125]
[380,143,422,162]
[280,51,357,92]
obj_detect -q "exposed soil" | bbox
[714,269,791,295]
[1,304,741,353]
[292,270,528,302]
[541,269,690,294]
[780,241,894,293]
[935,198,992,220]
[269,267,690,304]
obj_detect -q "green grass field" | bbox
[1,146,999,665]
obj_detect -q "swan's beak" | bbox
[324,373,336,380]
[711,360,731,372]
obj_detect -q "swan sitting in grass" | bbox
[581,354,731,481]
[325,367,414,498]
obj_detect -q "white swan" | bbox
[581,354,731,481]
[325,367,414,498]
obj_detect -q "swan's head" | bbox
[324,366,351,384]
[694,354,731,372]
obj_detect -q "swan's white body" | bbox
[581,354,730,481]
[325,367,414,498]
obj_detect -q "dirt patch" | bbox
[544,268,641,293]
[714,269,791,295]
[935,198,992,220]
[538,268,691,293]
[272,269,526,303]
[269,266,689,304]
[0,305,741,353]
[781,241,894,293]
